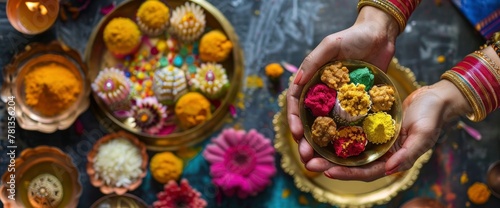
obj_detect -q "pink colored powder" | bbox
[304,83,337,117]
[333,137,366,158]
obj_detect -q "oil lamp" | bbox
[6,0,60,35]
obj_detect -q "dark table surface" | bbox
[1,0,500,207]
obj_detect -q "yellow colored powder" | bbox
[246,75,264,88]
[199,30,233,62]
[265,63,284,79]
[103,17,142,55]
[137,0,170,29]
[24,63,82,116]
[362,112,395,144]
[149,152,183,184]
[175,92,212,129]
[467,182,491,205]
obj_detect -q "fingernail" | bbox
[324,172,333,179]
[293,70,303,84]
[385,165,400,176]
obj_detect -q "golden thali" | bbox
[274,58,433,208]
[84,0,243,151]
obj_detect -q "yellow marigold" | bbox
[175,92,212,128]
[265,63,284,79]
[467,182,491,204]
[338,83,371,116]
[149,152,183,184]
[362,112,395,144]
[199,30,233,62]
[103,17,142,55]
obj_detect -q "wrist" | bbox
[429,80,473,121]
[355,6,399,43]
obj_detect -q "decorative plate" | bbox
[84,0,244,151]
[274,58,433,208]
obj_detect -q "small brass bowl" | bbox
[299,60,402,166]
[90,193,148,208]
[487,160,500,198]
[1,41,91,133]
[0,146,82,207]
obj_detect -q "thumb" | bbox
[385,127,439,175]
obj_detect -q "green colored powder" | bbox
[349,67,374,91]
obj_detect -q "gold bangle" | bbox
[474,50,500,75]
[357,0,407,34]
[441,71,486,121]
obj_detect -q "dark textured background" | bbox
[1,0,500,207]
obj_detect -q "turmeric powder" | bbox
[24,63,82,116]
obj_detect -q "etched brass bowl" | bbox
[90,193,148,208]
[1,41,91,133]
[84,0,244,151]
[0,146,82,207]
[299,60,403,166]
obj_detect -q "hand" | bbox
[304,80,471,181]
[287,6,399,167]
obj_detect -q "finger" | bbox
[385,129,437,175]
[297,35,342,85]
[323,161,386,181]
[305,157,335,172]
[298,137,315,164]
[287,83,305,141]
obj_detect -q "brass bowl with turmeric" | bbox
[1,41,90,133]
[299,60,402,166]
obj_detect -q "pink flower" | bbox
[203,128,276,198]
[153,179,207,208]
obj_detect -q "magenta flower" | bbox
[203,128,276,198]
[153,179,207,208]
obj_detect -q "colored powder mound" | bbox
[349,67,374,91]
[304,83,337,117]
[24,63,82,116]
[362,112,395,144]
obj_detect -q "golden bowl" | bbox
[84,0,244,151]
[90,193,148,208]
[1,41,91,133]
[86,131,148,195]
[299,60,402,166]
[0,146,82,208]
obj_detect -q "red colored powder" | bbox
[333,137,366,158]
[304,83,337,117]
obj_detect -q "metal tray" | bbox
[84,0,244,151]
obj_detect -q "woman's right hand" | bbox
[287,6,400,165]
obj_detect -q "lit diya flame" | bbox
[25,2,48,15]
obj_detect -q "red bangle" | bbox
[387,0,421,21]
[451,55,500,113]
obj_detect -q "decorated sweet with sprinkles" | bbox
[136,0,170,36]
[92,67,131,112]
[153,65,188,105]
[132,97,167,134]
[333,126,367,158]
[190,62,229,99]
[170,2,206,42]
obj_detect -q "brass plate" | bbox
[299,60,403,166]
[274,58,432,208]
[84,0,244,151]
